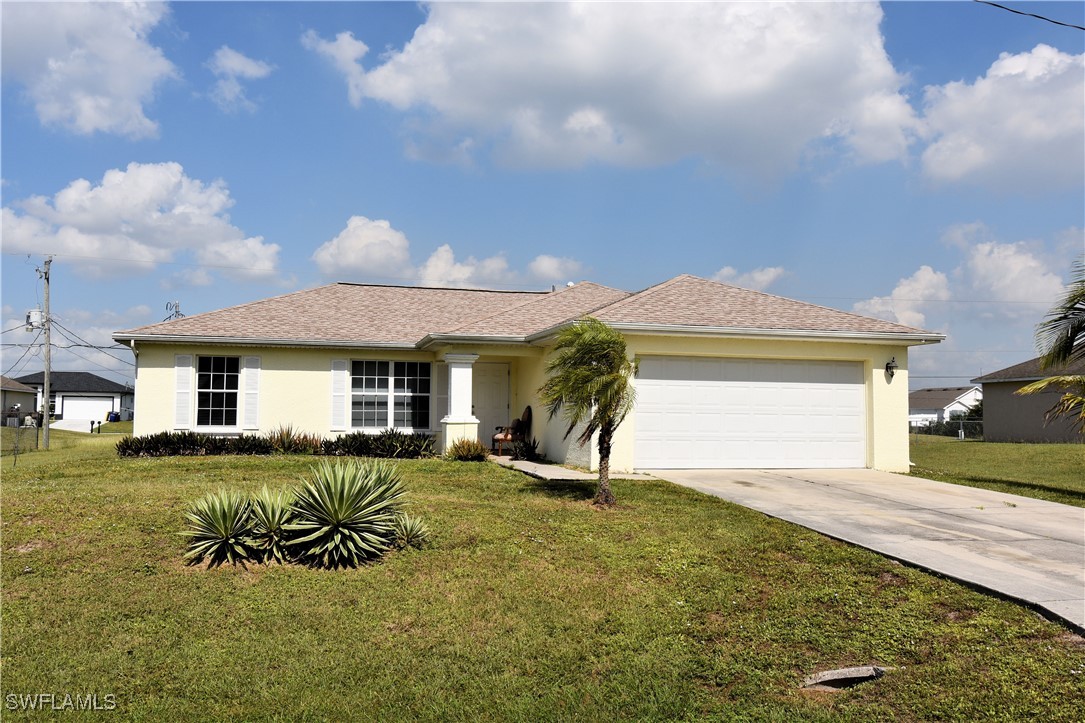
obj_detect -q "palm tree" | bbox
[1017,258,1085,433]
[539,317,636,506]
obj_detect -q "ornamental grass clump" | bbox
[180,489,257,568]
[285,460,406,569]
[445,438,489,462]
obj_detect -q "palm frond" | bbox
[1016,375,1085,433]
[1036,257,1085,369]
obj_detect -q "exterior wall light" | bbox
[885,357,899,378]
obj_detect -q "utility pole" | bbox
[40,257,52,450]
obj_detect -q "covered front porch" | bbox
[430,346,590,469]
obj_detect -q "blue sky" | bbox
[2,1,1083,389]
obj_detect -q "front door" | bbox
[472,363,510,445]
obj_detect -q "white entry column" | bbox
[440,353,479,453]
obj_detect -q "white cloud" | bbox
[963,240,1066,316]
[418,245,514,288]
[853,225,1075,388]
[207,46,275,113]
[712,266,787,291]
[0,2,176,139]
[529,255,583,282]
[311,216,584,288]
[853,265,951,329]
[311,216,413,278]
[2,162,280,282]
[921,45,1085,190]
[301,29,369,107]
[303,2,917,176]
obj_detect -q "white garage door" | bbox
[62,396,114,421]
[635,357,866,469]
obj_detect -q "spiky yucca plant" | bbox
[180,489,256,567]
[392,512,431,550]
[285,460,405,568]
[249,485,295,564]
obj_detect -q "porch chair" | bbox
[493,406,532,456]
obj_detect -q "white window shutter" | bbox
[331,360,348,431]
[243,356,260,430]
[174,355,193,429]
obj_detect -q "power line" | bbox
[974,0,1085,31]
[0,250,274,275]
[50,321,135,367]
[59,344,135,375]
[2,329,42,376]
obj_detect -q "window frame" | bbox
[349,360,432,432]
[195,355,241,430]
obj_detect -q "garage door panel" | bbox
[62,396,114,420]
[635,357,866,469]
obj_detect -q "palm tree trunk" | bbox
[594,424,616,506]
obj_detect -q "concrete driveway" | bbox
[651,468,1085,633]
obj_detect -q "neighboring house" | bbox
[14,371,134,421]
[972,357,1085,443]
[113,275,943,472]
[908,386,982,426]
[1,375,38,421]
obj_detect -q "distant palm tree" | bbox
[539,317,636,506]
[1017,258,1085,433]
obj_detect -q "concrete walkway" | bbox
[652,468,1085,633]
[491,455,656,482]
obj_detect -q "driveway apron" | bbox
[652,469,1085,633]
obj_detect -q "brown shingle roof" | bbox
[1,375,37,394]
[593,274,931,336]
[909,387,979,411]
[446,282,630,337]
[115,274,940,348]
[972,356,1085,383]
[117,283,547,346]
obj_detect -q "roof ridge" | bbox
[336,281,550,295]
[590,274,694,317]
[442,281,629,334]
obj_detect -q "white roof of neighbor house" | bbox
[115,274,943,348]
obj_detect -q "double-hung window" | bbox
[196,356,240,427]
[351,361,430,430]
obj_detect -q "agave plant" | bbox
[392,512,430,550]
[249,485,296,564]
[285,460,405,568]
[179,489,256,567]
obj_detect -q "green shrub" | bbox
[285,460,405,569]
[230,434,274,455]
[249,486,295,564]
[510,437,540,462]
[322,430,435,458]
[446,437,489,462]
[392,512,430,550]
[322,432,371,457]
[119,429,435,459]
[179,489,257,567]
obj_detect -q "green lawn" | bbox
[910,435,1085,507]
[3,435,1083,720]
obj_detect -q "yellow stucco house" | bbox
[113,275,942,472]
